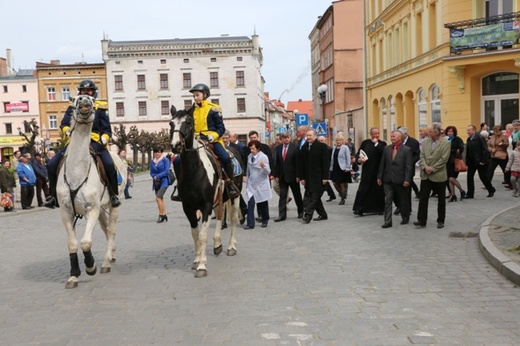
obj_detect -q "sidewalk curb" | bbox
[479,204,520,286]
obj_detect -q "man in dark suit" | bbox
[318,136,337,202]
[394,126,420,215]
[465,124,495,198]
[273,132,303,221]
[230,132,247,163]
[298,129,330,224]
[295,125,309,150]
[377,130,413,228]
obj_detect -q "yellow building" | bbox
[366,0,520,141]
[35,61,107,144]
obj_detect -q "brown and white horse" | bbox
[56,95,127,288]
[169,105,243,278]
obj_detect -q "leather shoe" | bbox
[261,223,268,228]
[255,217,262,222]
[297,213,303,219]
[437,222,444,229]
[239,216,245,225]
[487,191,495,197]
[413,221,426,228]
[274,217,286,222]
[400,217,409,225]
[381,223,392,228]
[464,195,474,199]
[302,217,311,224]
[243,225,254,230]
[393,208,400,215]
[326,197,336,202]
[313,215,328,221]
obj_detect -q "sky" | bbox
[1,0,333,104]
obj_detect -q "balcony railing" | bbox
[444,11,520,55]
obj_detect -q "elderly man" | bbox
[16,153,37,210]
[377,130,413,228]
[414,123,451,229]
[298,129,330,224]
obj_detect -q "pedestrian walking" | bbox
[414,123,451,229]
[377,130,413,228]
[298,129,330,224]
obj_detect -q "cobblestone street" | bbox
[1,173,520,345]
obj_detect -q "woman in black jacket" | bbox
[445,126,466,201]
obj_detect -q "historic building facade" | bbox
[35,61,107,144]
[101,35,265,140]
[310,0,365,147]
[365,0,520,141]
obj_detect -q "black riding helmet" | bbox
[189,83,210,99]
[78,79,98,98]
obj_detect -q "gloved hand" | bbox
[101,137,108,145]
[207,134,214,142]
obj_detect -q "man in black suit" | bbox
[223,131,247,224]
[298,129,330,224]
[273,132,304,221]
[377,130,413,228]
[230,132,247,162]
[465,124,495,198]
[318,136,337,202]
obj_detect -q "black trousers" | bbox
[325,182,336,199]
[35,177,50,205]
[278,180,303,218]
[417,179,446,225]
[488,158,510,185]
[303,189,327,219]
[384,183,410,225]
[20,185,35,209]
[466,162,495,197]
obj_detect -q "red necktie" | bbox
[282,145,288,162]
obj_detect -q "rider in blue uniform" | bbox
[43,79,121,208]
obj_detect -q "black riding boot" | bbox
[108,172,121,208]
[43,174,59,208]
[224,163,240,199]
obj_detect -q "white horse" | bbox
[56,95,127,289]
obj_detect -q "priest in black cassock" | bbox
[353,127,387,216]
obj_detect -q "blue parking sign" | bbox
[296,113,309,126]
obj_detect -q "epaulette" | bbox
[95,100,108,110]
[210,105,222,113]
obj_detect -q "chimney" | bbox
[6,48,12,75]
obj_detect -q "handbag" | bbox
[453,156,467,173]
[168,169,175,186]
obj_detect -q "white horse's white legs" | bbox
[98,208,117,273]
[194,220,210,278]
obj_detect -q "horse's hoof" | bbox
[86,265,97,276]
[111,258,116,263]
[191,262,199,270]
[194,269,207,278]
[227,249,237,256]
[100,267,111,274]
[214,245,223,256]
[65,279,78,289]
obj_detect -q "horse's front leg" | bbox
[60,209,80,289]
[213,205,223,256]
[194,218,210,278]
[98,208,117,273]
[226,199,239,256]
[80,210,99,276]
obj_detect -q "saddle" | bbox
[200,140,242,177]
[58,146,109,186]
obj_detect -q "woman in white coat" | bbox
[330,134,352,205]
[244,140,272,229]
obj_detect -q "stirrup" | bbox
[170,186,181,202]
[110,195,121,208]
[43,196,56,209]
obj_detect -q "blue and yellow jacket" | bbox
[61,99,111,144]
[193,100,225,146]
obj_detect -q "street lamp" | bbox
[317,84,328,121]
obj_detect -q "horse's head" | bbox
[170,105,194,154]
[73,95,96,124]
